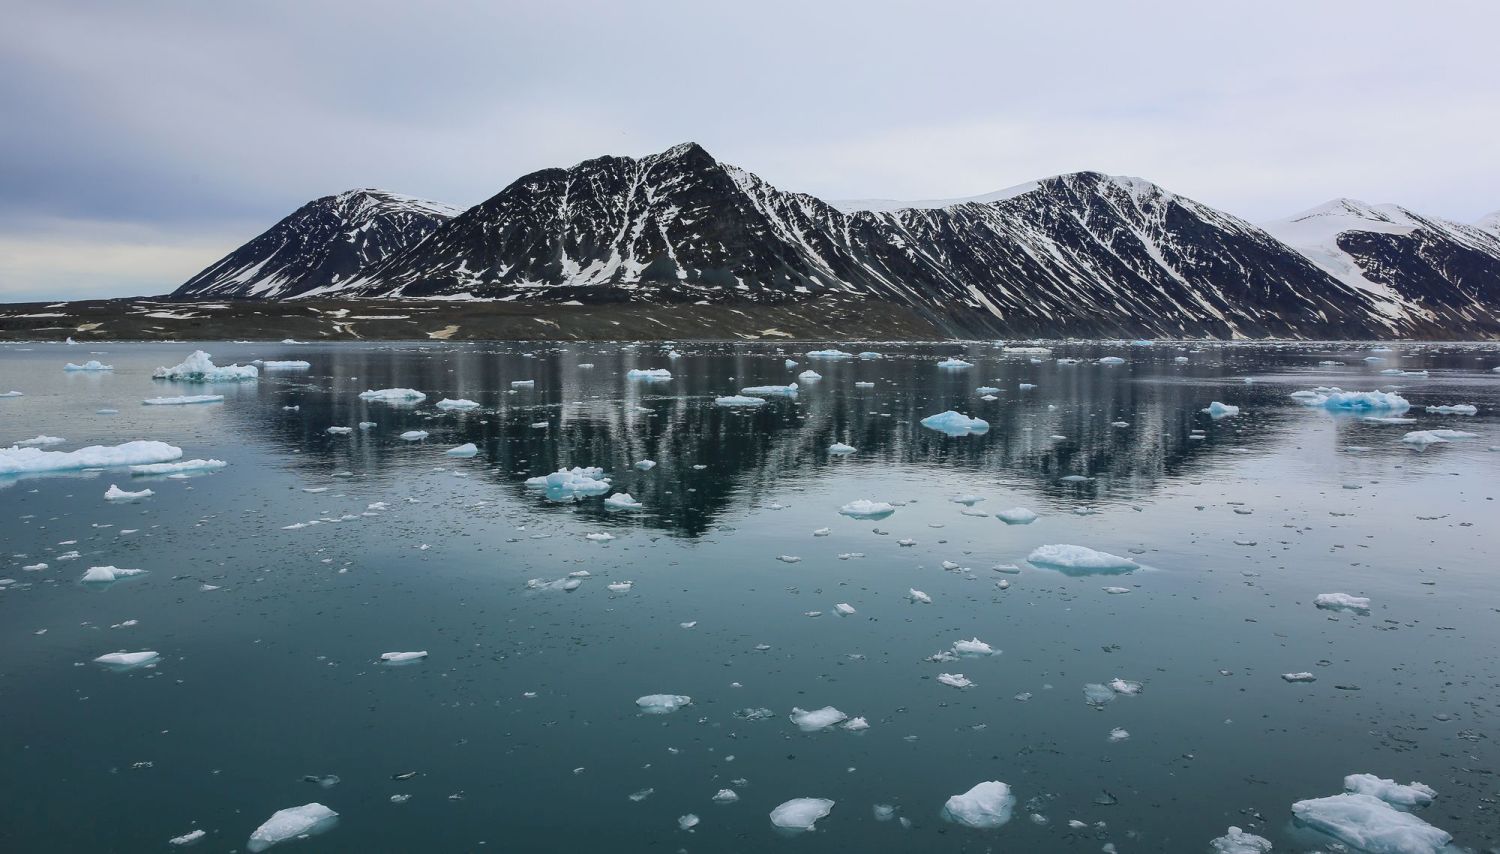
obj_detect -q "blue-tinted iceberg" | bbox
[153,351,257,382]
[921,410,989,436]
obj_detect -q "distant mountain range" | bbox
[172,142,1500,338]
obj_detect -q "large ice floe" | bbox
[130,459,227,476]
[838,499,895,519]
[1291,792,1450,854]
[257,360,310,370]
[1343,774,1436,808]
[358,388,426,404]
[246,803,339,852]
[435,398,480,410]
[740,383,799,397]
[1292,387,1411,412]
[152,350,258,382]
[1210,826,1273,853]
[715,395,767,407]
[2,440,181,477]
[64,360,113,372]
[524,467,611,499]
[143,395,223,406]
[769,798,834,831]
[93,650,160,669]
[942,781,1015,828]
[921,410,989,436]
[1400,429,1477,448]
[1027,544,1139,574]
[626,368,672,380]
[636,694,692,714]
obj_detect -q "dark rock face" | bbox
[171,144,1499,338]
[173,190,459,300]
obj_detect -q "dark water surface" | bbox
[2,340,1497,853]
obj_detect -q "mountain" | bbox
[170,144,1499,338]
[174,189,460,300]
[1261,199,1500,335]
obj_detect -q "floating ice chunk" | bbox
[841,716,869,731]
[1102,586,1131,595]
[716,395,767,407]
[938,358,974,368]
[2,440,181,477]
[857,351,881,359]
[834,603,856,616]
[854,381,874,388]
[1401,429,1476,447]
[770,798,834,831]
[740,382,798,397]
[635,459,656,471]
[1203,401,1241,418]
[838,499,895,519]
[607,581,633,592]
[805,349,852,359]
[525,467,611,497]
[952,638,998,656]
[789,706,847,731]
[812,527,830,536]
[143,394,223,406]
[626,368,671,380]
[798,370,822,381]
[909,588,932,604]
[942,781,1015,828]
[1282,672,1317,682]
[153,350,257,382]
[828,442,856,455]
[82,565,146,583]
[168,828,206,846]
[604,493,643,510]
[259,360,310,370]
[1319,390,1410,412]
[1290,793,1449,854]
[995,507,1037,525]
[678,814,699,830]
[441,443,477,458]
[399,430,428,441]
[326,426,353,435]
[104,484,153,501]
[938,673,974,688]
[975,386,1000,395]
[359,388,426,403]
[636,694,692,714]
[358,421,375,429]
[1315,592,1370,612]
[1018,383,1036,390]
[1083,683,1115,706]
[379,651,428,664]
[94,650,160,668]
[1344,774,1436,808]
[436,398,480,410]
[1027,545,1138,574]
[713,789,739,804]
[1424,404,1476,415]
[130,459,226,475]
[1109,727,1130,743]
[246,803,339,852]
[15,435,66,446]
[509,379,536,389]
[921,410,989,436]
[1108,678,1143,695]
[1097,356,1126,365]
[776,555,802,564]
[64,360,113,372]
[1210,826,1273,853]
[785,359,798,368]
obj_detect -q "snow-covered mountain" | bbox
[174,189,460,299]
[172,144,1499,338]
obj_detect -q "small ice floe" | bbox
[1400,429,1477,447]
[784,359,799,368]
[921,410,989,436]
[770,797,834,831]
[838,499,895,519]
[1282,672,1317,683]
[952,638,998,656]
[629,788,654,802]
[626,368,671,380]
[82,565,146,584]
[1343,774,1436,808]
[606,581,634,593]
[246,803,339,852]
[798,370,822,381]
[1315,592,1370,612]
[153,350,258,382]
[326,426,353,435]
[585,532,614,542]
[636,694,692,714]
[1203,402,1241,418]
[526,467,611,498]
[1102,585,1131,595]
[995,507,1037,525]
[908,588,932,604]
[678,814,699,831]
[16,435,66,446]
[1424,404,1477,415]
[64,360,113,371]
[1108,678,1142,695]
[937,673,974,688]
[379,651,428,664]
[1290,793,1449,853]
[510,379,536,388]
[528,577,583,592]
[93,650,160,669]
[828,442,856,455]
[938,358,974,368]
[712,789,739,804]
[834,603,856,616]
[716,395,767,407]
[950,494,984,505]
[104,484,153,501]
[942,781,1015,828]
[1209,826,1272,853]
[97,408,119,414]
[1027,545,1138,574]
[167,828,206,846]
[1018,383,1036,390]
[857,351,881,359]
[812,527,830,537]
[143,394,224,406]
[741,382,799,397]
[854,381,875,388]
[1293,388,1411,412]
[445,443,478,457]
[259,360,311,370]
[1083,683,1116,707]
[1097,356,1126,365]
[842,717,869,731]
[435,398,480,410]
[634,459,656,471]
[128,459,226,476]
[806,349,852,359]
[789,706,848,731]
[358,421,376,429]
[359,388,426,403]
[975,386,999,395]
[776,555,801,563]
[1108,727,1130,743]
[604,493,643,510]
[1058,474,1092,482]
[399,430,428,441]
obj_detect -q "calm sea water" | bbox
[1,340,1497,853]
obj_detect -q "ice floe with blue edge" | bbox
[2,440,181,477]
[770,798,833,831]
[838,499,895,519]
[740,383,798,396]
[64,360,112,372]
[246,803,339,852]
[1027,544,1138,574]
[636,694,692,714]
[1290,792,1449,854]
[942,781,1015,828]
[921,410,989,436]
[153,350,257,382]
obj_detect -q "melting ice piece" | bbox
[246,803,339,852]
[16,435,64,446]
[635,459,656,471]
[1102,586,1131,594]
[168,828,206,846]
[828,442,856,455]
[525,467,611,498]
[399,431,428,441]
[838,499,894,519]
[920,410,989,436]
[379,651,428,664]
[436,398,480,410]
[678,814,699,830]
[712,789,739,804]
[1108,678,1142,695]
[942,781,1015,828]
[798,370,822,381]
[153,350,258,382]
[805,349,852,359]
[769,798,834,831]
[1097,356,1126,365]
[445,443,478,457]
[1282,672,1317,683]
[510,380,536,388]
[359,388,426,403]
[1315,592,1370,612]
[834,603,856,616]
[1203,401,1241,418]
[741,383,799,397]
[908,589,932,604]
[1343,774,1436,808]
[1319,389,1411,412]
[716,395,767,407]
[1210,826,1272,853]
[937,673,974,688]
[64,360,113,371]
[636,694,692,714]
[1424,404,1477,415]
[952,638,998,657]
[604,493,643,510]
[1290,793,1450,854]
[104,484,153,501]
[259,360,310,370]
[789,706,847,731]
[82,565,146,584]
[130,459,226,475]
[938,358,974,368]
[626,369,672,380]
[1083,683,1116,707]
[1109,727,1130,742]
[93,650,160,669]
[142,394,224,406]
[606,581,633,593]
[1401,429,1476,447]
[975,386,1000,395]
[995,507,1037,525]
[1027,545,1138,574]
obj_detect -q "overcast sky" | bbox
[3,0,1498,301]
